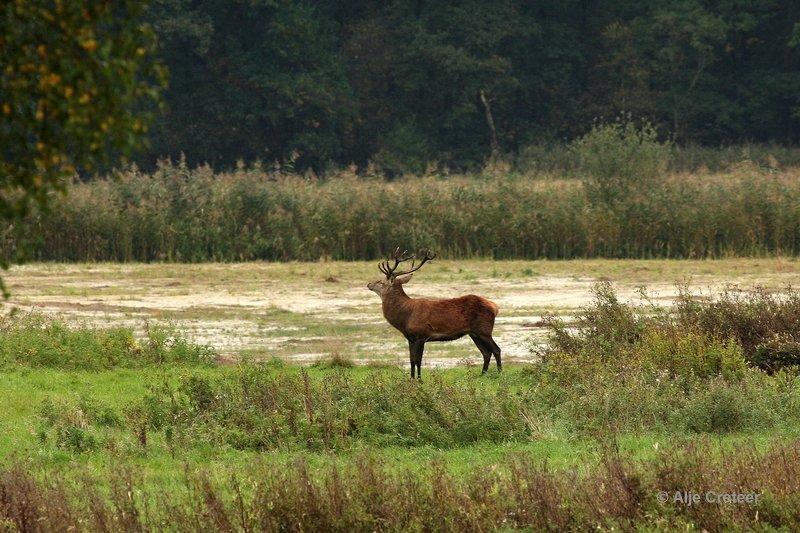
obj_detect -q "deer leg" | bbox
[476,334,501,372]
[407,338,417,378]
[488,336,502,371]
[414,341,425,380]
[470,334,492,374]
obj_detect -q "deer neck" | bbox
[381,286,412,330]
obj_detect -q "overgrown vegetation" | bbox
[4,283,800,529]
[543,282,800,373]
[14,285,800,455]
[10,156,800,262]
[516,141,800,175]
[37,395,122,453]
[122,368,531,452]
[3,440,800,531]
[533,283,800,434]
[572,116,671,205]
[0,313,214,369]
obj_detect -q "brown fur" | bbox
[369,272,502,377]
[382,288,498,341]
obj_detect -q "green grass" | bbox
[1,311,799,530]
[6,283,800,464]
[2,362,798,531]
[3,365,798,478]
[0,313,215,369]
[5,273,800,529]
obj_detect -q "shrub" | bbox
[37,395,121,453]
[311,352,355,369]
[0,313,215,369]
[674,286,800,372]
[678,379,751,433]
[571,116,671,204]
[515,142,578,175]
[123,367,532,451]
[668,143,800,172]
[544,282,800,375]
[535,282,800,433]
[753,335,800,372]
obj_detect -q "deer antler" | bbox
[378,247,414,278]
[378,247,436,279]
[394,248,436,277]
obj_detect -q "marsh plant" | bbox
[8,160,800,262]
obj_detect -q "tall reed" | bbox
[11,160,800,261]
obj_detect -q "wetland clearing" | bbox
[3,258,800,530]
[7,257,800,368]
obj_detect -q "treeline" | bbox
[11,159,800,262]
[137,0,800,172]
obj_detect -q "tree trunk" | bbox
[479,89,500,158]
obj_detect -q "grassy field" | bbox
[3,259,800,530]
[7,258,800,367]
[2,365,795,482]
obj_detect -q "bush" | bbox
[0,313,215,369]
[674,286,800,372]
[122,367,532,451]
[678,379,751,433]
[545,282,800,375]
[571,116,671,204]
[37,395,121,453]
[515,142,578,175]
[753,335,800,371]
[669,143,800,173]
[535,282,800,433]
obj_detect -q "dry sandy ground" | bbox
[5,259,800,368]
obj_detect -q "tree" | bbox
[345,0,538,170]
[144,0,353,170]
[0,0,163,288]
[637,1,728,142]
[18,0,791,174]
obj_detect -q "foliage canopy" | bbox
[140,0,800,171]
[0,0,164,222]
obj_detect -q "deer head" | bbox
[367,247,435,298]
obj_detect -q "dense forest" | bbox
[139,0,800,172]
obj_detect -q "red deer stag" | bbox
[367,248,501,378]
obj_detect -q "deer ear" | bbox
[396,273,413,284]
